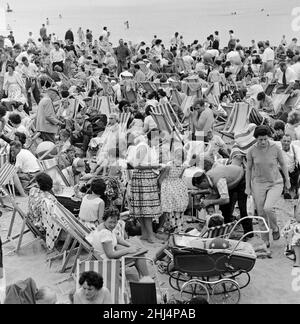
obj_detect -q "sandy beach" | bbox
[1,195,300,304]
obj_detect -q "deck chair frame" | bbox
[0,164,45,254]
[53,203,96,275]
[220,102,252,137]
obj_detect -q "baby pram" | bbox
[166,216,269,304]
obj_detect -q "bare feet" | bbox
[147,237,165,244]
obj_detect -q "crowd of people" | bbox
[1,25,300,303]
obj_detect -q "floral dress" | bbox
[28,187,61,250]
[161,164,189,213]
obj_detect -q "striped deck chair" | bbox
[91,96,114,116]
[53,203,95,274]
[140,81,157,94]
[272,94,290,115]
[39,158,70,187]
[152,102,184,132]
[175,57,188,74]
[201,220,238,239]
[170,89,184,107]
[3,123,14,140]
[230,124,257,161]
[0,164,45,253]
[264,82,277,96]
[150,112,183,145]
[169,80,182,90]
[119,112,131,133]
[76,260,126,304]
[220,102,252,136]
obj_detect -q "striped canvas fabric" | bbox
[225,102,252,135]
[204,221,237,239]
[170,89,184,107]
[119,113,131,133]
[76,260,123,304]
[92,96,103,112]
[140,82,157,93]
[230,124,257,161]
[92,96,113,116]
[87,77,102,93]
[3,123,14,139]
[0,151,9,169]
[152,102,183,132]
[249,107,264,126]
[272,94,290,114]
[39,158,58,170]
[151,112,172,134]
[0,163,17,186]
[39,159,70,187]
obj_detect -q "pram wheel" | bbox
[180,279,210,303]
[211,279,241,304]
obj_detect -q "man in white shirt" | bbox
[261,41,274,73]
[15,49,34,65]
[19,57,40,110]
[50,42,66,71]
[10,141,41,196]
[275,61,296,93]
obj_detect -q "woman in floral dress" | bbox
[28,173,61,251]
[160,147,189,232]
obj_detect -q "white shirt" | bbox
[262,47,275,63]
[50,48,66,63]
[19,63,38,78]
[4,38,12,48]
[15,52,33,65]
[292,62,300,81]
[206,49,219,58]
[15,149,41,173]
[86,228,117,259]
[275,67,297,85]
[227,51,241,64]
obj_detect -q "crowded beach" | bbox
[0,24,300,304]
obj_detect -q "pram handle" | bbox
[227,216,270,259]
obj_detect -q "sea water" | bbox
[1,0,300,46]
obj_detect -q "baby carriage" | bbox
[166,216,269,304]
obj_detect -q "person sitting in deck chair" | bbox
[86,207,150,279]
[73,271,112,304]
[10,140,41,196]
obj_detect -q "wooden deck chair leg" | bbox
[46,234,73,268]
[15,216,28,253]
[60,239,78,273]
[70,244,83,275]
[6,208,17,242]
